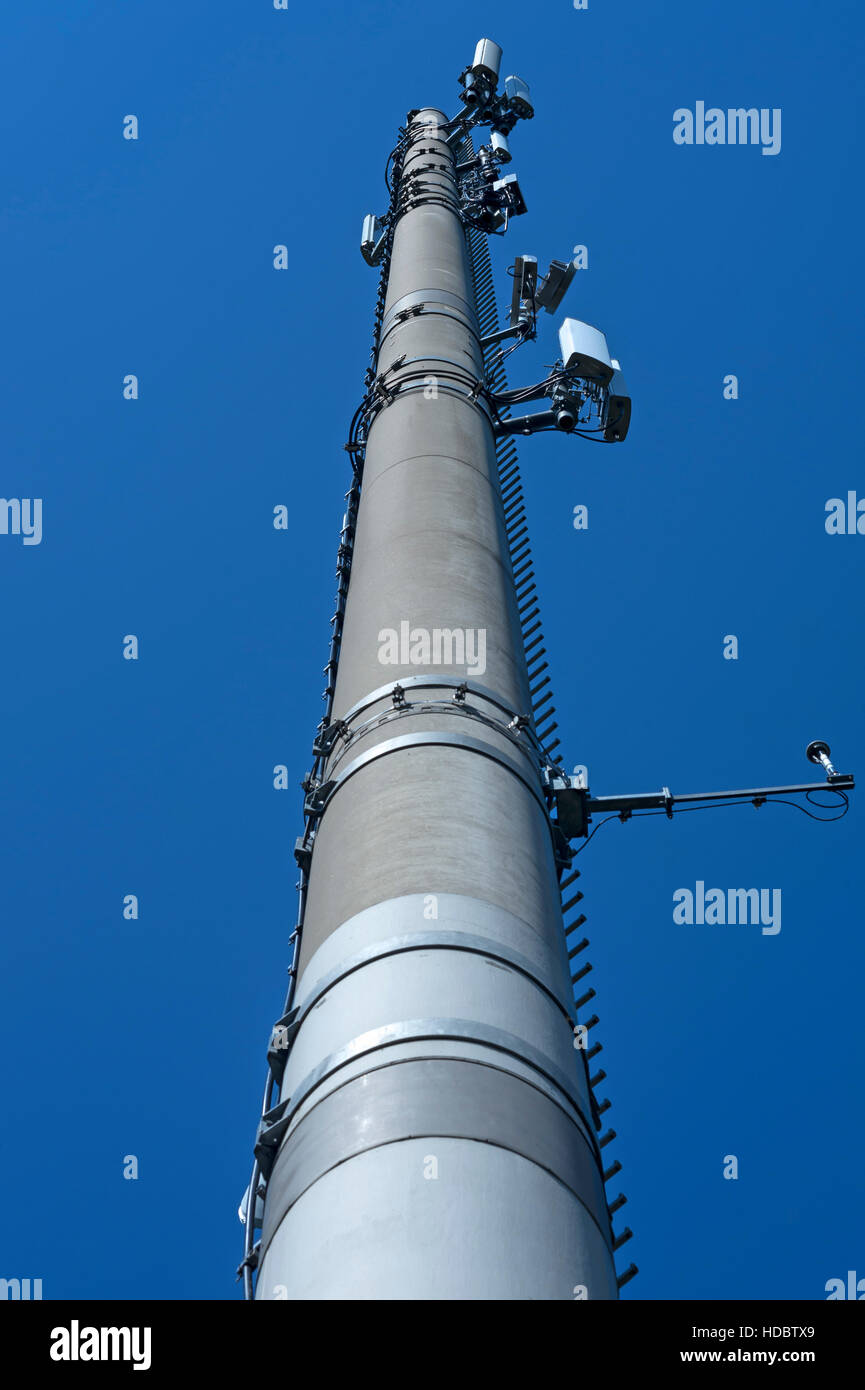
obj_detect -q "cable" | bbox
[769,789,849,822]
[492,367,570,404]
[633,791,849,824]
[496,332,533,365]
[571,814,621,855]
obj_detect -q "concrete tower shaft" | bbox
[254,108,618,1300]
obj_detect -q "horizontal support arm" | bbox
[588,777,855,816]
[555,776,855,839]
[493,409,558,437]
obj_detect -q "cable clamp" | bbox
[395,303,425,325]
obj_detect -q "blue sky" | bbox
[1,0,862,1299]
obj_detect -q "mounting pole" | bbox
[252,96,619,1299]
